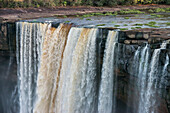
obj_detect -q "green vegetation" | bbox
[96,24,106,26]
[134,23,143,26]
[64,21,70,23]
[165,22,170,26]
[148,21,156,25]
[55,8,169,19]
[120,28,128,30]
[63,15,67,18]
[148,8,170,13]
[144,21,159,27]
[161,22,170,26]
[131,27,136,29]
[86,18,92,20]
[123,24,128,26]
[124,17,130,19]
[114,25,120,27]
[0,0,169,8]
[119,9,145,14]
[66,12,117,18]
[135,26,142,29]
[150,14,164,18]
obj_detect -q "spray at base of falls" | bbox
[16,22,170,113]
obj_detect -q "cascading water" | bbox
[129,42,170,113]
[160,54,169,89]
[137,44,150,113]
[16,22,50,113]
[98,31,118,113]
[14,21,170,113]
[34,27,99,113]
[34,23,72,113]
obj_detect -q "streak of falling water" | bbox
[145,49,161,113]
[126,47,141,113]
[34,24,71,113]
[160,41,167,49]
[143,42,168,113]
[66,28,98,113]
[6,25,14,77]
[138,44,150,113]
[133,47,141,75]
[16,22,50,113]
[98,31,118,113]
[55,27,83,113]
[159,54,169,89]
[162,54,169,76]
[137,42,169,113]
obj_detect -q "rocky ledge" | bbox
[119,28,170,48]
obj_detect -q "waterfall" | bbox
[34,23,72,113]
[133,42,170,113]
[33,26,99,113]
[145,49,161,113]
[15,21,169,113]
[65,28,98,113]
[16,22,50,113]
[98,31,118,113]
[55,27,83,113]
[137,44,150,113]
[160,54,169,89]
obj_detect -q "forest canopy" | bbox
[0,0,170,8]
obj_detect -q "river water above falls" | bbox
[25,13,170,29]
[0,14,170,113]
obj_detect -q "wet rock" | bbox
[137,40,148,45]
[166,39,170,44]
[150,44,161,49]
[118,31,126,43]
[127,33,135,39]
[166,44,170,49]
[167,65,170,73]
[125,31,136,39]
[131,40,137,44]
[136,32,143,39]
[124,40,131,44]
[148,37,164,44]
[130,40,147,45]
[143,33,149,39]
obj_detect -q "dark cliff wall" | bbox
[0,22,18,113]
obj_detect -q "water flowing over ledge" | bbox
[16,22,170,113]
[1,21,169,113]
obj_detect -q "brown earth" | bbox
[0,4,170,23]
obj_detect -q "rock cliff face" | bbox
[0,22,18,113]
[99,28,170,113]
[0,22,169,113]
[117,30,170,113]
